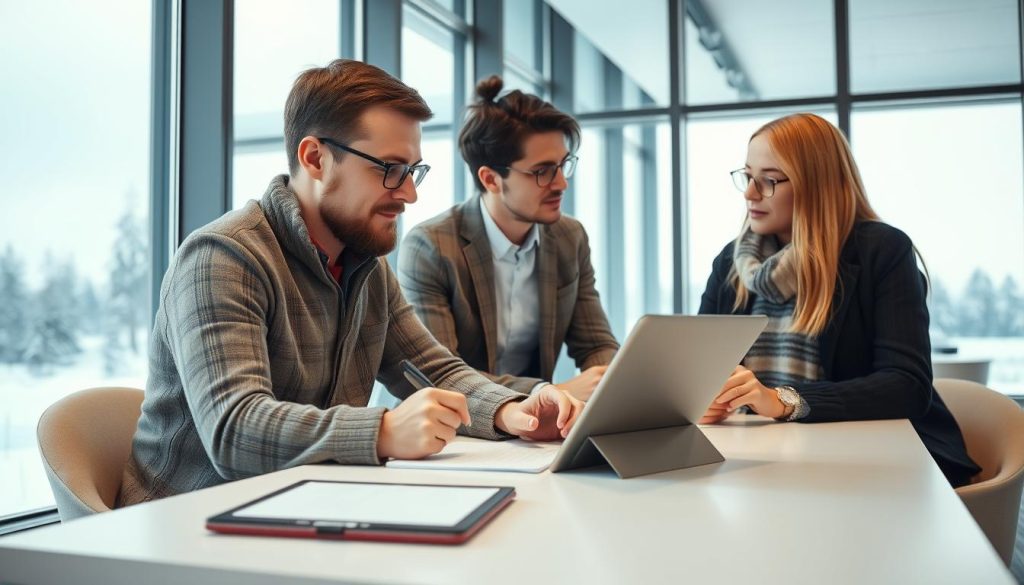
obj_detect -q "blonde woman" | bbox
[698,113,979,487]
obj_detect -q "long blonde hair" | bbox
[730,113,879,336]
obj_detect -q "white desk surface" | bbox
[0,416,1012,585]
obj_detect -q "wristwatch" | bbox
[774,386,802,421]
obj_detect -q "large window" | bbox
[566,1,674,340]
[685,111,838,313]
[853,101,1024,393]
[369,1,469,410]
[576,122,674,338]
[0,1,152,518]
[553,0,670,113]
[849,0,1021,93]
[400,5,464,237]
[503,0,546,95]
[232,0,341,209]
[684,0,836,105]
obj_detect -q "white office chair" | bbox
[931,357,990,385]
[36,387,144,521]
[934,378,1024,566]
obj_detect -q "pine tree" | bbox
[927,277,959,338]
[108,206,149,353]
[79,280,104,335]
[959,269,998,336]
[23,253,82,375]
[996,275,1024,337]
[0,245,30,363]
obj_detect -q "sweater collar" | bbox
[259,174,375,287]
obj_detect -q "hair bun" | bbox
[475,75,503,103]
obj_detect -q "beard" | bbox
[319,198,404,257]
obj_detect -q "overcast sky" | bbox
[1,1,151,289]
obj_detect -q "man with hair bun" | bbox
[399,76,619,402]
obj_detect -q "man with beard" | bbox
[398,76,619,402]
[117,61,583,507]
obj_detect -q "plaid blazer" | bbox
[117,176,523,507]
[398,195,618,393]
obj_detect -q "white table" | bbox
[0,417,1013,585]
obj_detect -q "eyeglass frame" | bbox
[730,168,790,199]
[496,153,578,187]
[317,136,431,189]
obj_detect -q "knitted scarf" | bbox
[733,229,823,387]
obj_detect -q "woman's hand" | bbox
[707,365,786,420]
[698,401,732,424]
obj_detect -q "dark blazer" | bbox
[398,195,619,393]
[699,221,980,487]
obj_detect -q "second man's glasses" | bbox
[500,154,578,187]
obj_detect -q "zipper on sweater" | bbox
[322,262,378,409]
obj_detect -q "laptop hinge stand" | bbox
[586,424,724,479]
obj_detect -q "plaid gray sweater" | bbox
[118,176,523,506]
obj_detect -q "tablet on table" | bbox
[206,480,515,544]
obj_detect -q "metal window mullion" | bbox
[1019,0,1023,312]
[453,22,469,203]
[503,54,545,88]
[178,0,233,242]
[406,0,471,35]
[452,0,470,202]
[340,0,356,58]
[682,95,836,116]
[603,58,626,339]
[575,107,671,126]
[364,0,402,266]
[471,0,502,84]
[150,0,177,321]
[0,508,60,537]
[539,0,552,99]
[363,0,401,76]
[836,0,851,139]
[641,122,660,314]
[672,0,686,313]
[550,9,574,215]
[531,0,543,73]
[467,0,502,205]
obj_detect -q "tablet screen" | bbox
[230,481,501,527]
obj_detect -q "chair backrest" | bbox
[934,378,1024,566]
[36,387,144,521]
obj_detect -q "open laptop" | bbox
[548,314,767,478]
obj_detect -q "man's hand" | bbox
[495,385,583,441]
[699,365,785,423]
[553,365,609,401]
[377,387,472,460]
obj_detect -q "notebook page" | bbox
[386,437,561,473]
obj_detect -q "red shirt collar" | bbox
[309,235,343,284]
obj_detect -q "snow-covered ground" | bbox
[0,333,146,518]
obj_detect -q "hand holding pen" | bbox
[376,360,472,460]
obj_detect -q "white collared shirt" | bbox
[479,200,542,380]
